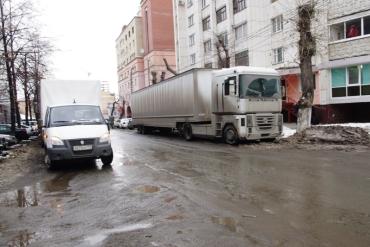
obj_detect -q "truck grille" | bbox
[68,138,95,155]
[256,116,275,130]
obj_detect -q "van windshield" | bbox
[49,105,105,127]
[239,74,281,99]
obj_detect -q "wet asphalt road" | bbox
[1,129,370,247]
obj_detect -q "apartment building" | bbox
[173,0,370,123]
[116,0,176,118]
[141,0,176,86]
[116,16,145,118]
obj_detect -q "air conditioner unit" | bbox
[178,0,185,6]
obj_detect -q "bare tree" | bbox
[296,2,316,132]
[215,36,230,69]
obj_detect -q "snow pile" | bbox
[282,126,370,145]
[282,126,296,138]
[320,123,370,134]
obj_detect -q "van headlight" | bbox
[278,114,283,126]
[47,136,64,148]
[246,115,253,127]
[99,133,111,144]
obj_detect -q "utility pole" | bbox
[296,3,316,132]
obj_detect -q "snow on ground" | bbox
[282,126,296,138]
[282,123,370,139]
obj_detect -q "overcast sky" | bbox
[36,0,141,93]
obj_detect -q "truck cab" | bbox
[43,104,113,167]
[212,67,283,144]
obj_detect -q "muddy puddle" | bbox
[0,173,77,208]
[136,185,160,193]
[7,230,35,247]
[211,216,237,232]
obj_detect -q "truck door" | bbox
[223,76,237,113]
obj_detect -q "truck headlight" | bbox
[47,136,64,148]
[99,133,111,144]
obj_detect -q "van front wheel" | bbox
[224,125,239,145]
[183,124,193,141]
[101,154,113,166]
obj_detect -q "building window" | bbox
[202,16,210,31]
[189,34,195,47]
[272,15,283,33]
[190,54,196,65]
[233,0,246,13]
[330,15,370,41]
[331,64,370,97]
[216,6,227,24]
[188,14,194,27]
[201,0,207,8]
[235,22,247,40]
[205,62,212,68]
[187,0,193,8]
[273,47,284,64]
[218,33,228,47]
[204,40,212,54]
[132,27,134,34]
[235,50,249,66]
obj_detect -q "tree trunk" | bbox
[296,4,316,132]
[0,0,16,132]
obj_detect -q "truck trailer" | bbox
[41,80,113,167]
[132,66,283,144]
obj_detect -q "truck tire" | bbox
[223,125,239,145]
[101,154,113,166]
[44,151,56,169]
[183,124,193,141]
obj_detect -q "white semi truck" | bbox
[132,66,283,144]
[41,80,113,167]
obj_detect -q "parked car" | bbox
[119,118,131,129]
[127,119,134,130]
[22,121,39,135]
[0,124,29,141]
[21,124,33,136]
[113,119,121,128]
[0,134,18,148]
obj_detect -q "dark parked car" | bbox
[0,124,29,141]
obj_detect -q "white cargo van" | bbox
[41,80,113,167]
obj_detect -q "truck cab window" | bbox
[224,76,237,96]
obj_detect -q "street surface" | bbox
[1,129,370,247]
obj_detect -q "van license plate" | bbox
[73,145,93,151]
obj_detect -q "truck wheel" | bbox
[101,154,113,166]
[224,125,239,145]
[183,124,193,141]
[44,152,56,169]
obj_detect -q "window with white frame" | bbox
[235,50,249,66]
[187,0,193,8]
[330,15,370,41]
[202,16,210,31]
[272,15,283,33]
[190,54,196,65]
[216,6,227,23]
[201,0,207,8]
[233,0,246,13]
[273,47,284,64]
[235,23,247,40]
[218,33,228,47]
[188,14,194,27]
[331,64,370,97]
[204,40,212,54]
[189,34,195,47]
